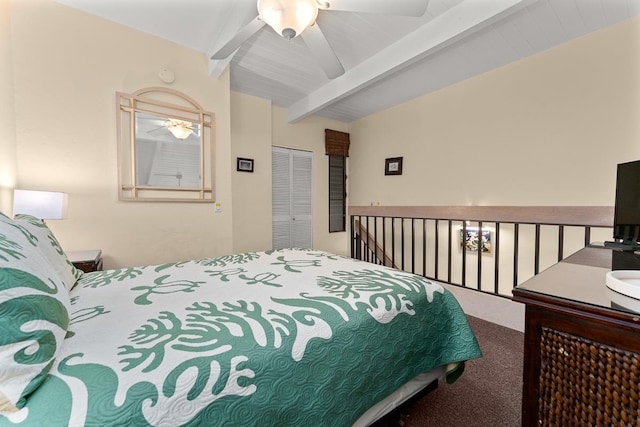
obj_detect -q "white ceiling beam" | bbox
[207,0,258,78]
[287,0,534,123]
[209,56,234,79]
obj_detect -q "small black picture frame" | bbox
[385,157,403,176]
[237,157,254,173]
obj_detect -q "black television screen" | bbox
[613,160,640,244]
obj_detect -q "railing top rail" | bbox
[349,206,613,228]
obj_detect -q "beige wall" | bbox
[0,0,17,212]
[349,17,640,208]
[231,92,351,256]
[9,0,233,268]
[231,92,272,253]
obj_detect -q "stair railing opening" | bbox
[350,206,613,298]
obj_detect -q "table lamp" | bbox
[12,189,68,220]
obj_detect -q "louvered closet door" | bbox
[272,148,292,249]
[291,150,312,247]
[272,147,312,250]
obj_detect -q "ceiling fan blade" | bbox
[139,119,166,126]
[148,126,169,137]
[322,0,429,16]
[210,16,265,59]
[300,24,345,79]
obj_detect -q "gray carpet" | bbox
[375,315,524,427]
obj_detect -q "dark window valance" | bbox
[325,129,350,157]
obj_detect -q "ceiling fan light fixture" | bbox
[166,120,194,140]
[258,0,319,40]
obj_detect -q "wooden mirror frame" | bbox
[116,87,215,202]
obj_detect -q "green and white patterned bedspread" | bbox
[2,248,481,426]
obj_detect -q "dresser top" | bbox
[513,246,640,317]
[67,249,102,263]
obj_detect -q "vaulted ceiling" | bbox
[54,0,639,123]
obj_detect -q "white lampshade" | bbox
[13,189,68,220]
[258,0,318,40]
[167,123,194,140]
[165,119,195,140]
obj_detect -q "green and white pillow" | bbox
[0,213,76,411]
[12,214,82,290]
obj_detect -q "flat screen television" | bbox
[612,160,640,247]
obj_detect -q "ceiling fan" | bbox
[144,118,199,140]
[210,0,429,79]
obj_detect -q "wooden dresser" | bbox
[512,246,640,426]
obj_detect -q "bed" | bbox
[0,213,481,426]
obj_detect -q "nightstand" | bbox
[67,249,103,273]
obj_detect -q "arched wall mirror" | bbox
[117,87,215,202]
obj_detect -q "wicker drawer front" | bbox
[538,327,640,426]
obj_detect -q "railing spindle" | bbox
[423,219,427,277]
[461,221,467,287]
[435,219,440,280]
[411,219,415,274]
[374,216,378,264]
[365,216,370,263]
[401,219,406,271]
[350,215,355,258]
[558,225,565,262]
[513,223,520,288]
[447,220,453,283]
[494,222,500,295]
[585,226,591,246]
[477,221,483,291]
[534,224,541,275]
[391,218,396,268]
[383,217,387,267]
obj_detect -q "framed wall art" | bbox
[237,157,254,173]
[460,228,492,253]
[385,157,403,175]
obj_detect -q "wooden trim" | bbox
[349,206,613,227]
[131,86,204,111]
[513,288,640,331]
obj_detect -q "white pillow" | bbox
[0,213,74,411]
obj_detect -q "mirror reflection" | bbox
[134,112,202,189]
[117,87,214,202]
